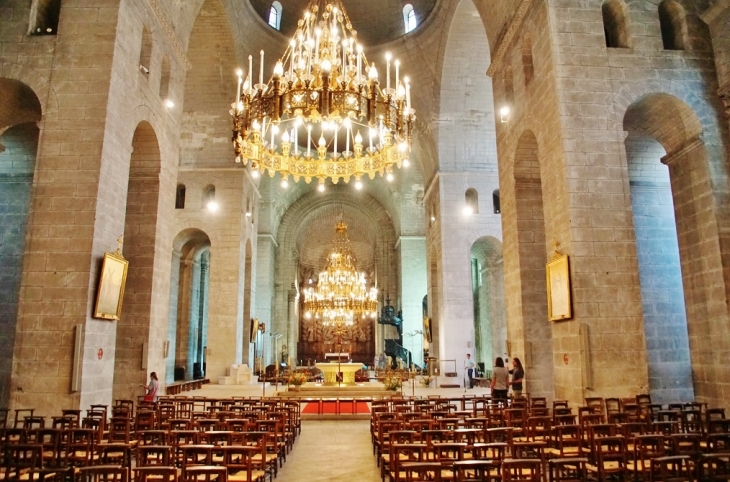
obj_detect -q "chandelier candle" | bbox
[231,0,416,188]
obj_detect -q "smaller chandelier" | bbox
[231,0,416,189]
[303,221,378,326]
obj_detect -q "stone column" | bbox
[397,236,427,368]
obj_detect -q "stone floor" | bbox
[277,419,381,482]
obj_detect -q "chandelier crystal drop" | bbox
[231,0,416,188]
[303,221,378,326]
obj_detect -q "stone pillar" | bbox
[165,250,181,384]
[397,236,427,367]
[255,234,276,367]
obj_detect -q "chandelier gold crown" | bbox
[231,0,416,189]
[303,221,378,326]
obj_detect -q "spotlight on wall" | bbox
[403,159,410,168]
[462,205,473,216]
[500,106,511,123]
[386,173,394,182]
[281,179,289,188]
[251,169,260,179]
[207,200,218,212]
[164,99,175,108]
[430,215,436,222]
[318,183,325,192]
[245,211,252,218]
[355,180,363,190]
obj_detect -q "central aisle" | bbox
[277,419,381,481]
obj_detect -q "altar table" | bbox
[315,362,363,385]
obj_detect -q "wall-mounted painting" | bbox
[546,252,572,321]
[93,251,129,320]
[423,317,432,343]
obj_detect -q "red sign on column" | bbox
[97,348,104,360]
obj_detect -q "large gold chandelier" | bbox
[303,221,378,326]
[231,0,416,190]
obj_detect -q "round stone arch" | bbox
[0,61,59,120]
[607,79,724,150]
[271,187,399,360]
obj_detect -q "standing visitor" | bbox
[510,357,525,398]
[465,353,476,389]
[490,357,509,400]
[141,372,159,402]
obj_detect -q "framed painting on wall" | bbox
[93,251,129,320]
[546,252,572,321]
[423,317,432,343]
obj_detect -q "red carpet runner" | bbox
[302,401,371,414]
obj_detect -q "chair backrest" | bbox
[76,465,129,482]
[402,461,443,482]
[502,458,542,482]
[133,466,178,482]
[180,465,227,482]
[136,445,172,467]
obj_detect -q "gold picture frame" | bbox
[423,317,432,343]
[93,251,129,320]
[546,252,572,321]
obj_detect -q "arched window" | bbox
[268,1,282,30]
[203,185,217,211]
[602,0,630,48]
[403,4,417,34]
[493,190,501,214]
[175,184,186,209]
[29,0,61,35]
[139,26,152,76]
[659,0,687,51]
[465,188,479,215]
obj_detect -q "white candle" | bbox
[315,29,320,64]
[369,129,373,151]
[236,74,242,105]
[386,53,391,91]
[289,40,296,78]
[270,125,275,147]
[342,40,347,77]
[262,118,266,138]
[357,45,362,84]
[307,125,312,157]
[405,77,411,110]
[294,128,298,155]
[395,60,400,91]
[334,125,338,157]
[259,50,264,85]
[346,125,350,152]
[248,55,253,91]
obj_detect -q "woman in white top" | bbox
[490,357,509,400]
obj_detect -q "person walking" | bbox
[490,357,509,400]
[510,357,525,398]
[465,354,476,389]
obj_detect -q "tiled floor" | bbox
[277,419,381,481]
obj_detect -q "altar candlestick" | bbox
[259,50,264,85]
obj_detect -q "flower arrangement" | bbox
[288,371,307,386]
[418,375,433,387]
[384,376,403,392]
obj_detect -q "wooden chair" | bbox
[222,445,265,482]
[136,445,173,467]
[627,434,664,482]
[75,465,129,482]
[547,424,583,458]
[453,460,500,482]
[65,428,98,467]
[401,461,444,482]
[3,443,62,481]
[132,466,178,482]
[585,436,626,482]
[180,466,227,482]
[502,459,542,482]
[649,455,693,482]
[387,444,426,482]
[96,443,133,468]
[548,457,588,482]
[697,453,730,482]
